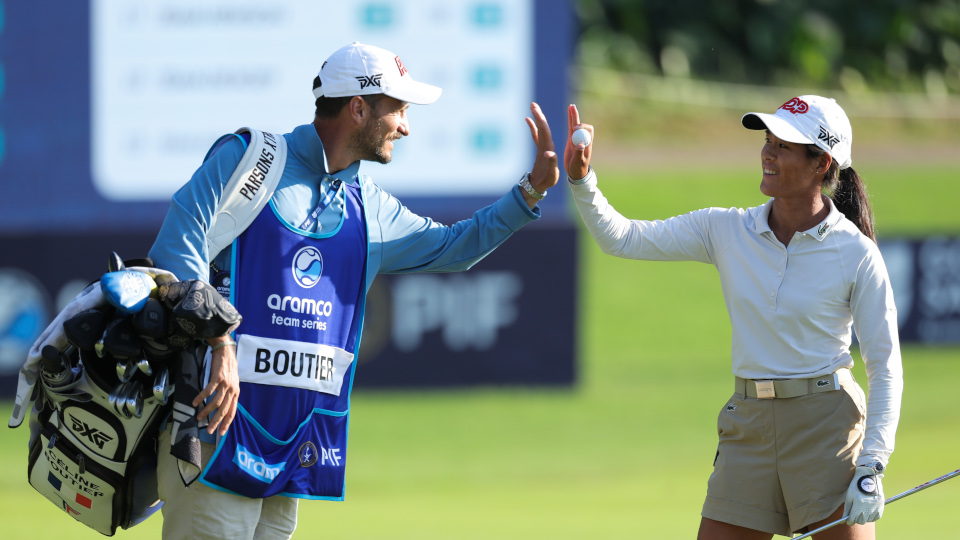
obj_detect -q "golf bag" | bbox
[19,256,241,536]
[23,262,176,536]
[13,127,278,535]
[26,350,170,536]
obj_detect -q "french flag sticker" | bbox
[47,472,62,491]
[75,493,93,509]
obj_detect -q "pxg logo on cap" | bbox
[292,246,323,289]
[312,42,441,105]
[741,94,854,170]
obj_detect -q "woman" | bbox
[558,97,903,539]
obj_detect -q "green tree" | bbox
[576,0,960,94]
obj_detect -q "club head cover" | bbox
[40,345,66,375]
[161,280,242,340]
[156,281,193,306]
[63,308,111,351]
[166,334,192,350]
[101,270,158,314]
[100,317,142,360]
[132,298,169,339]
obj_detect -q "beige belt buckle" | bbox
[814,373,840,392]
[755,380,776,399]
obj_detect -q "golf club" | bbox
[152,366,171,404]
[123,381,144,419]
[108,383,125,418]
[135,356,153,376]
[113,379,139,419]
[116,360,137,383]
[99,317,142,360]
[107,251,125,273]
[794,468,960,539]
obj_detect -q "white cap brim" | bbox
[312,76,442,105]
[383,78,442,105]
[741,112,815,144]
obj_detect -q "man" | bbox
[149,41,559,539]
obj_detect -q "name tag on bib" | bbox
[237,335,354,396]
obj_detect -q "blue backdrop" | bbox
[0,1,579,395]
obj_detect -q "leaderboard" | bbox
[90,0,535,200]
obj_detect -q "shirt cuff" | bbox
[567,167,595,186]
[504,185,541,224]
[856,454,887,469]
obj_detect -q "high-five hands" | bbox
[522,102,560,209]
[565,104,593,181]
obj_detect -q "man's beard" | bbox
[352,117,392,164]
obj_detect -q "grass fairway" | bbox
[2,161,958,538]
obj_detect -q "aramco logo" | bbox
[292,247,323,289]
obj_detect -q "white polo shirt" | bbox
[569,169,902,465]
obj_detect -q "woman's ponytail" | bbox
[808,146,877,243]
[831,166,876,243]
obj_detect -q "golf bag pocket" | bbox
[59,401,128,462]
[29,421,124,535]
[201,405,349,500]
[27,413,162,536]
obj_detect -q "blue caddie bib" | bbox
[200,180,367,500]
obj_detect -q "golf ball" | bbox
[572,128,591,147]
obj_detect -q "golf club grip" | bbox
[793,468,960,539]
[40,345,64,372]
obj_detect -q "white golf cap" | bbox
[312,42,442,105]
[741,95,853,169]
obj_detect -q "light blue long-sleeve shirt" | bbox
[149,124,540,289]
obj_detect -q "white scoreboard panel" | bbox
[91,0,533,200]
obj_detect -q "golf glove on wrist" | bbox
[844,464,885,525]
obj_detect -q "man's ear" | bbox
[348,96,368,125]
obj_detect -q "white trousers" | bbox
[157,425,299,540]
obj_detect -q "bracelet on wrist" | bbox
[210,340,237,352]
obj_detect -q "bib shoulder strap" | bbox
[206,128,287,260]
